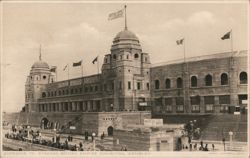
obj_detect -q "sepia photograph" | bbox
[1,1,249,157]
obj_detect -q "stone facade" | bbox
[151,51,248,115]
[20,27,248,135]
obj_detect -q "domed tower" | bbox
[102,28,151,111]
[24,55,55,112]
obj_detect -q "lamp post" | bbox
[92,132,96,151]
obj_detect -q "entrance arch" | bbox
[107,126,113,136]
[41,118,49,129]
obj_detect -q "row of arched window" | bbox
[154,71,247,89]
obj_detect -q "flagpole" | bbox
[97,56,99,74]
[230,29,233,53]
[67,64,69,81]
[124,5,127,30]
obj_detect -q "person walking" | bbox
[212,144,215,150]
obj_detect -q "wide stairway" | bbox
[200,114,247,142]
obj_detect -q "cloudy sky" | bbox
[2,2,248,112]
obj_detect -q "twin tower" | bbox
[24,28,151,113]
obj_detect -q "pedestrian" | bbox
[79,142,83,148]
[212,144,215,150]
[189,143,192,151]
[91,135,94,142]
[124,145,127,151]
[182,144,185,150]
[194,143,197,150]
[200,140,203,150]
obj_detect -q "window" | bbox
[105,58,108,63]
[85,87,88,92]
[177,77,183,88]
[145,57,148,62]
[191,96,200,105]
[42,92,46,98]
[95,86,98,91]
[165,98,172,105]
[192,105,200,112]
[113,54,116,60]
[126,55,129,59]
[134,53,139,58]
[120,55,123,60]
[206,105,213,112]
[221,73,228,85]
[58,90,61,96]
[146,82,150,90]
[43,76,46,79]
[240,72,247,84]
[104,84,107,91]
[90,86,93,92]
[155,80,160,89]
[176,97,184,105]
[205,74,212,86]
[205,96,215,105]
[128,81,131,90]
[219,95,230,104]
[165,79,171,89]
[137,82,141,90]
[166,105,172,112]
[111,81,114,90]
[177,105,184,112]
[71,89,74,94]
[191,76,197,87]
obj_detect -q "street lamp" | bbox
[92,132,96,151]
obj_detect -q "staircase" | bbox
[201,114,247,142]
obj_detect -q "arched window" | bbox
[221,73,228,85]
[165,79,171,89]
[205,74,212,86]
[134,53,139,58]
[177,77,183,88]
[43,75,46,79]
[239,72,247,84]
[191,76,197,87]
[42,92,46,98]
[155,80,160,89]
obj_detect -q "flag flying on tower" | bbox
[50,66,57,72]
[73,60,82,67]
[176,38,184,45]
[221,31,231,40]
[108,9,124,20]
[92,56,98,64]
[63,64,68,71]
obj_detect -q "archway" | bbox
[41,118,49,129]
[107,126,113,136]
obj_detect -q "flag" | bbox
[221,31,231,40]
[176,38,184,45]
[108,9,124,20]
[63,64,68,71]
[73,60,82,67]
[92,56,98,64]
[50,66,57,72]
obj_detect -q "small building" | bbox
[112,120,184,151]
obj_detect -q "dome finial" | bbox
[39,44,42,61]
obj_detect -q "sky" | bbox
[1,2,248,112]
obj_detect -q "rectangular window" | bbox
[119,81,122,90]
[111,81,114,90]
[191,96,200,105]
[137,82,141,90]
[128,81,131,90]
[104,84,107,91]
[146,82,150,90]
[192,105,200,112]
[165,98,172,105]
[204,96,215,105]
[206,104,214,112]
[95,85,98,91]
[219,95,230,104]
[176,105,184,112]
[155,98,162,106]
[166,105,172,112]
[176,97,184,105]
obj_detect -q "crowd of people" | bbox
[4,125,96,151]
[182,140,215,151]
